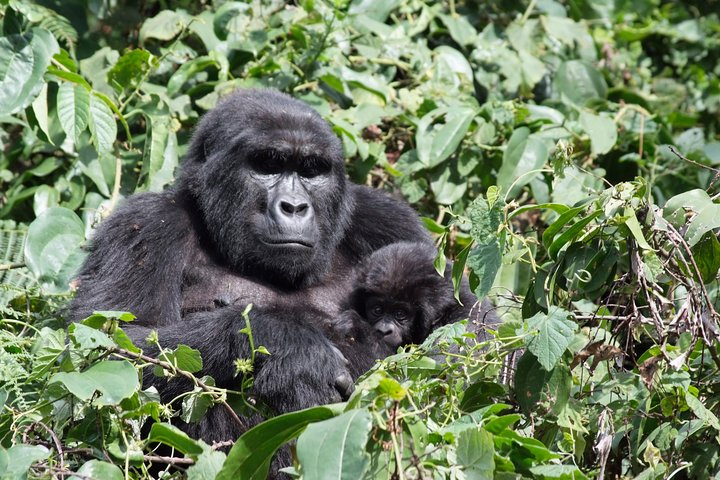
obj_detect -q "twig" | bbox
[110,347,247,430]
[0,262,25,271]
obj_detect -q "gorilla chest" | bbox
[180,259,356,317]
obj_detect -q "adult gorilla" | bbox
[68,89,436,442]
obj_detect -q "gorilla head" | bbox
[179,89,353,287]
[346,242,460,348]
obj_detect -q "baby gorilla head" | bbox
[346,242,461,349]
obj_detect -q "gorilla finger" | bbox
[331,345,349,366]
[335,372,355,399]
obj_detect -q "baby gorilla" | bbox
[333,242,465,360]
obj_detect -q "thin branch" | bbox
[0,262,25,271]
[110,347,247,430]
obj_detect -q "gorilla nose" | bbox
[279,200,309,217]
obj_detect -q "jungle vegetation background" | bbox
[1,0,720,478]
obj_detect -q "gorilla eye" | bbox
[249,150,284,175]
[371,305,383,317]
[394,309,408,321]
[298,156,331,178]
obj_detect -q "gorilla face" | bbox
[179,90,353,287]
[363,295,418,348]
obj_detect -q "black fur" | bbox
[68,89,433,447]
[333,242,496,360]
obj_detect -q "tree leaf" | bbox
[88,93,117,153]
[555,60,607,106]
[579,111,617,155]
[456,428,494,479]
[525,307,576,371]
[69,460,123,480]
[24,206,86,293]
[137,95,178,192]
[497,127,548,197]
[664,189,720,247]
[187,449,227,480]
[0,444,49,480]
[50,360,140,406]
[147,423,204,456]
[139,10,190,45]
[296,408,373,480]
[0,28,58,115]
[217,406,339,480]
[57,81,90,141]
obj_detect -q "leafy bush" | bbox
[1,0,720,478]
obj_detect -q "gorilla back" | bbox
[68,89,433,443]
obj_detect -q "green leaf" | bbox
[684,391,720,431]
[158,344,203,373]
[147,423,204,456]
[456,428,494,479]
[50,360,139,405]
[548,210,602,259]
[579,111,617,156]
[466,195,504,298]
[181,389,214,423]
[529,464,589,479]
[137,95,178,192]
[187,449,227,480]
[497,127,548,197]
[57,82,90,141]
[692,233,720,283]
[24,206,86,293]
[88,93,116,153]
[107,49,154,93]
[0,445,49,480]
[525,307,576,371]
[217,406,338,480]
[296,409,372,480]
[69,460,123,480]
[69,323,115,350]
[664,189,720,247]
[555,60,607,106]
[0,28,59,115]
[139,10,190,44]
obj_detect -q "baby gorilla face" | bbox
[364,296,416,348]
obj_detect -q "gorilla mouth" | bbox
[264,238,314,249]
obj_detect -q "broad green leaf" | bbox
[137,95,178,192]
[24,206,86,293]
[467,242,502,300]
[139,10,190,44]
[496,127,549,197]
[664,189,720,247]
[525,307,576,371]
[0,28,58,115]
[684,391,720,431]
[296,409,372,480]
[555,60,607,106]
[430,160,467,205]
[579,111,617,156]
[467,195,505,298]
[181,389,214,423]
[50,360,139,405]
[187,449,227,480]
[88,93,117,153]
[530,464,589,479]
[542,205,586,248]
[217,406,339,480]
[69,322,115,350]
[147,423,204,456]
[456,428,494,479]
[692,234,720,283]
[57,81,90,141]
[429,107,476,167]
[0,444,49,480]
[107,48,154,93]
[548,210,602,259]
[69,460,123,480]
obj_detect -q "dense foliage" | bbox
[1,0,720,478]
